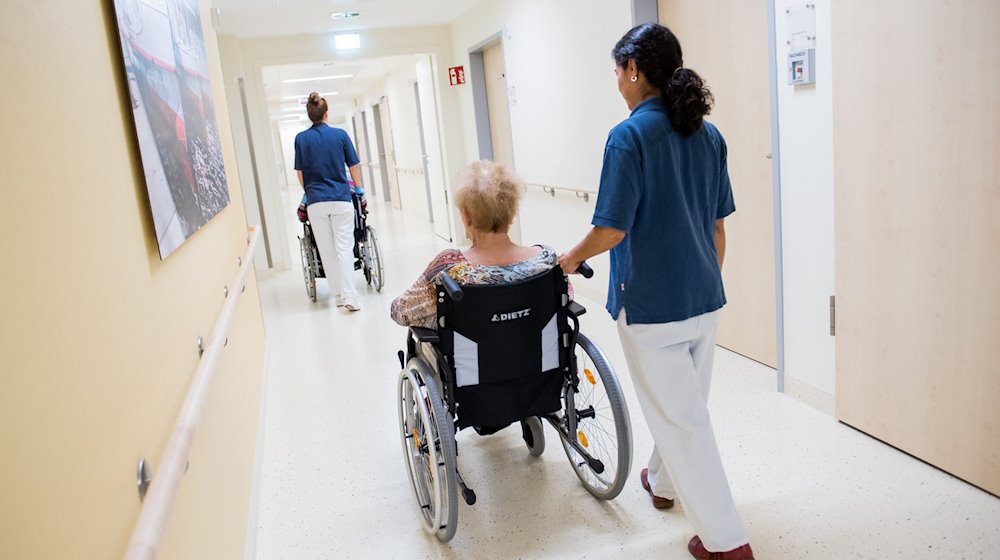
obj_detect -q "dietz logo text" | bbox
[492,308,531,322]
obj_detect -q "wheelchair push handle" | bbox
[577,261,594,279]
[437,271,464,302]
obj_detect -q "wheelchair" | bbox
[298,193,384,302]
[396,263,633,542]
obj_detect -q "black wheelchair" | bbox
[298,193,384,301]
[396,263,633,542]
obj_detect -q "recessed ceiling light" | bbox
[283,74,353,83]
[334,33,361,50]
[330,11,360,20]
[283,91,338,100]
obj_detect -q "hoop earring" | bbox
[630,75,638,82]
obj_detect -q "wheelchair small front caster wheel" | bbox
[521,416,545,457]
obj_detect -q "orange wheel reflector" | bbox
[584,368,596,385]
[412,428,420,448]
[578,430,589,448]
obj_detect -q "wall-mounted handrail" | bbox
[123,226,262,560]
[524,182,596,201]
[394,166,425,176]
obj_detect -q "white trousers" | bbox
[616,309,748,552]
[307,201,358,303]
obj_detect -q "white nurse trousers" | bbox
[616,309,748,552]
[307,201,358,306]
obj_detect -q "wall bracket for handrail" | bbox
[123,226,261,560]
[525,182,596,200]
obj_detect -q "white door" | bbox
[416,55,452,241]
[362,109,383,198]
[377,99,402,210]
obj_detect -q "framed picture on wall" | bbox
[111,0,230,259]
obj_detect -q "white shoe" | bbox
[343,300,361,312]
[335,295,346,307]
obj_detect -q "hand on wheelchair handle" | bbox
[559,253,594,278]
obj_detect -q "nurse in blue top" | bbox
[560,24,753,560]
[295,92,364,311]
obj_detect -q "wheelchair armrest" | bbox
[409,327,440,343]
[567,301,587,317]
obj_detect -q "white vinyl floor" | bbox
[252,194,1000,560]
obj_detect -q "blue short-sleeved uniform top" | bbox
[294,123,360,204]
[592,96,736,325]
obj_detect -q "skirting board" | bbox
[785,375,834,416]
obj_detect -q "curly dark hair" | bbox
[613,23,713,137]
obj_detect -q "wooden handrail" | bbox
[123,226,262,560]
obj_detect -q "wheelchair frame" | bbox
[297,194,383,302]
[396,265,633,542]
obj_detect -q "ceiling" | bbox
[211,0,482,38]
[263,55,416,124]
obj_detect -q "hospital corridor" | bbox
[2,0,999,559]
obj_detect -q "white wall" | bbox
[277,120,304,190]
[774,0,836,403]
[448,0,633,299]
[354,57,434,221]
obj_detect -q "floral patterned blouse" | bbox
[390,245,571,329]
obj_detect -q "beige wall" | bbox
[0,1,266,558]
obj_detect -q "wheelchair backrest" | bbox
[436,266,572,388]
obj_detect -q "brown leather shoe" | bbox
[640,468,674,509]
[687,536,754,560]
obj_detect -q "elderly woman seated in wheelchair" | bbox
[390,160,633,542]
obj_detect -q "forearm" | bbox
[348,164,362,188]
[715,225,726,268]
[296,170,304,189]
[390,281,437,329]
[560,226,626,272]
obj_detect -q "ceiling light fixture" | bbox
[283,74,354,83]
[330,11,360,20]
[334,33,361,50]
[283,91,339,100]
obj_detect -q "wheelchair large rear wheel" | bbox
[298,235,316,302]
[364,225,384,292]
[398,359,459,542]
[560,333,633,500]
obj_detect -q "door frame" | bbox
[359,110,378,197]
[371,104,390,203]
[765,0,786,392]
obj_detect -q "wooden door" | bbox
[832,0,1000,494]
[660,0,777,367]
